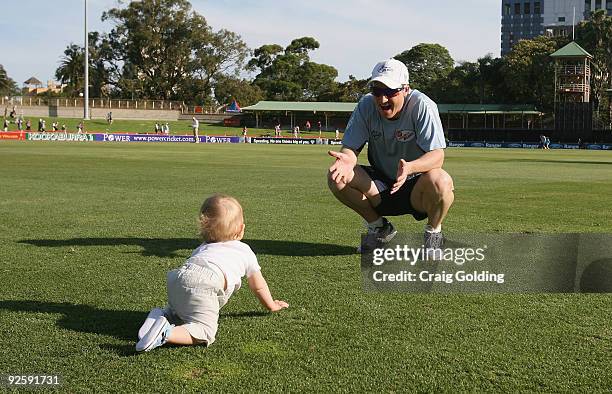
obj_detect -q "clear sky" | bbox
[0,0,501,86]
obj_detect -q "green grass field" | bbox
[0,142,611,392]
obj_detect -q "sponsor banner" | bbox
[0,131,25,140]
[223,118,240,126]
[602,144,612,150]
[251,137,318,145]
[204,135,240,144]
[97,133,240,143]
[328,139,343,145]
[448,141,597,150]
[362,233,612,293]
[26,132,94,142]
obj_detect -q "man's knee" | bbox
[422,169,454,197]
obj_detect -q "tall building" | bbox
[501,0,612,56]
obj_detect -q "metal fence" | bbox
[1,96,186,111]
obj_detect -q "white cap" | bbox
[369,59,410,89]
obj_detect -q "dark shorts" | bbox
[361,165,428,221]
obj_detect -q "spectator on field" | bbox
[61,124,66,132]
[3,118,8,131]
[293,125,299,138]
[335,128,340,140]
[242,126,248,142]
[135,194,288,353]
[106,111,113,125]
[305,120,311,132]
[77,122,84,134]
[52,122,58,131]
[26,119,31,131]
[154,123,160,134]
[544,136,550,150]
[37,119,43,132]
[192,117,199,143]
[274,123,281,137]
[9,106,16,119]
[16,117,23,131]
[164,123,170,135]
[317,120,322,133]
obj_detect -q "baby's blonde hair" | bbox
[199,194,244,243]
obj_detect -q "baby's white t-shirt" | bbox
[189,241,261,299]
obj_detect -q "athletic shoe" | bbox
[424,231,444,261]
[135,316,173,352]
[137,307,165,340]
[358,218,397,253]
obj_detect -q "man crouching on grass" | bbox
[327,58,454,254]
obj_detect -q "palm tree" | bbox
[0,64,16,95]
[55,44,84,95]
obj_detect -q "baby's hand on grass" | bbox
[269,300,289,312]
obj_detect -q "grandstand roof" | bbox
[242,101,541,114]
[242,101,356,112]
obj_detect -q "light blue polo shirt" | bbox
[342,89,446,180]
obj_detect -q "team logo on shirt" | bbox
[395,129,415,142]
[371,129,382,140]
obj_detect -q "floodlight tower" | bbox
[84,0,90,120]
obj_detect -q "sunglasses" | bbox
[370,86,404,98]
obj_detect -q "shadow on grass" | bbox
[0,300,143,342]
[0,300,271,356]
[17,238,355,258]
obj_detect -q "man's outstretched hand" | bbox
[328,150,356,184]
[391,159,413,194]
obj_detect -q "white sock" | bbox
[425,224,441,233]
[367,217,384,232]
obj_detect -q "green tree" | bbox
[55,44,84,95]
[319,75,369,102]
[249,37,338,101]
[55,33,112,97]
[0,64,19,96]
[503,35,568,111]
[576,9,612,122]
[394,43,454,93]
[102,0,249,103]
[213,75,264,107]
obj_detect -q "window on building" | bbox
[534,2,541,13]
[504,3,511,15]
[524,2,530,14]
[558,16,566,22]
[515,3,521,14]
[585,0,592,11]
[607,0,612,10]
[595,0,601,9]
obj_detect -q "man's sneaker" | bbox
[136,316,173,352]
[137,307,165,340]
[358,218,397,253]
[424,231,444,261]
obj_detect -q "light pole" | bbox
[84,0,90,120]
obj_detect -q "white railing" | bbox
[0,96,185,111]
